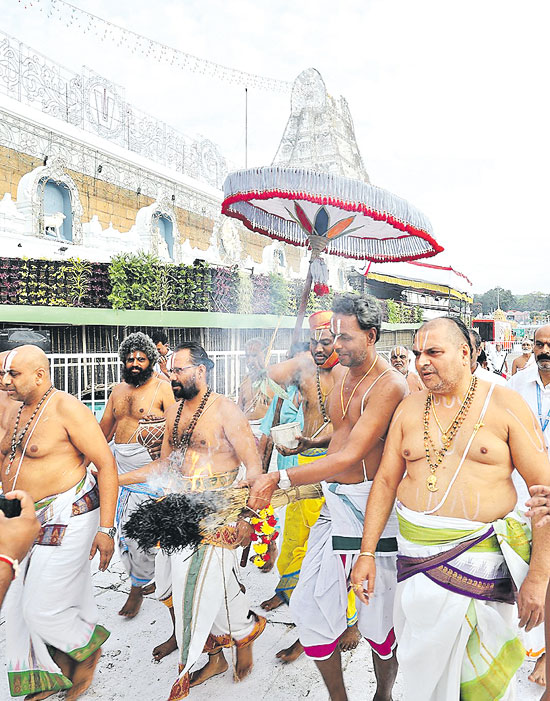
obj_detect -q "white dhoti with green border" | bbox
[4,472,109,697]
[395,502,531,701]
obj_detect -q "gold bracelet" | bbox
[358,551,376,559]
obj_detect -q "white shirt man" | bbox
[474,363,507,386]
[507,328,550,679]
[508,363,550,451]
[489,344,508,374]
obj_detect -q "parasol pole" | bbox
[292,264,312,343]
[292,235,327,343]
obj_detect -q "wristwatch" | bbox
[277,469,292,490]
[97,526,116,539]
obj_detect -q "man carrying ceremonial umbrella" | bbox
[119,342,265,701]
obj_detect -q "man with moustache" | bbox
[119,342,265,700]
[507,324,550,687]
[261,311,362,664]
[511,338,536,375]
[390,346,424,392]
[1,345,118,701]
[351,317,550,701]
[250,294,407,701]
[99,332,175,618]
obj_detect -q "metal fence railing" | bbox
[47,349,289,417]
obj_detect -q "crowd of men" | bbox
[1,297,550,701]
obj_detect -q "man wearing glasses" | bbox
[119,341,265,700]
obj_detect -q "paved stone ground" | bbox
[0,547,544,701]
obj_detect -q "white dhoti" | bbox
[290,480,398,660]
[5,473,109,697]
[155,539,266,700]
[395,502,530,701]
[112,442,160,586]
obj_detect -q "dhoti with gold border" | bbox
[395,502,530,701]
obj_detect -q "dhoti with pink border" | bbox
[289,479,397,660]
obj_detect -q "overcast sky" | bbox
[4,0,550,295]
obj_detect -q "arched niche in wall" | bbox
[135,196,181,262]
[16,156,84,244]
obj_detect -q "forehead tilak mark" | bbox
[4,349,17,371]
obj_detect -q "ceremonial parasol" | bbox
[222,166,443,336]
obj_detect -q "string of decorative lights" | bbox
[19,0,292,94]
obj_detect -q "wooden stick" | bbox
[292,263,312,344]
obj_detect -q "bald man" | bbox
[390,346,424,392]
[0,345,118,701]
[0,351,19,442]
[351,317,550,701]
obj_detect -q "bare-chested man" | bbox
[99,332,175,618]
[262,310,362,663]
[238,337,276,429]
[0,351,19,442]
[0,345,118,701]
[390,345,424,392]
[250,293,408,701]
[512,338,535,375]
[351,316,550,701]
[120,341,265,700]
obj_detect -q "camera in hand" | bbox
[0,495,22,518]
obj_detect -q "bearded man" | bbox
[512,339,535,375]
[351,317,550,701]
[119,342,265,700]
[99,332,175,618]
[250,294,407,701]
[1,345,118,701]
[390,346,424,392]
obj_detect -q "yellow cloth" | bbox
[275,453,358,626]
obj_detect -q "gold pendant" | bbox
[441,433,449,444]
[426,474,438,492]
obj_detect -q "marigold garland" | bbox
[249,504,279,568]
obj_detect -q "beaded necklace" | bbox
[172,388,212,458]
[6,385,55,475]
[423,376,477,492]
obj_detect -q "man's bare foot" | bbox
[66,648,102,701]
[25,650,74,699]
[339,623,361,652]
[235,643,254,681]
[51,648,74,679]
[142,582,156,596]
[275,638,304,663]
[118,586,143,618]
[152,634,178,662]
[189,651,228,687]
[529,653,546,686]
[260,593,284,611]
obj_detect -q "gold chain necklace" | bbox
[431,399,467,446]
[340,356,378,419]
[423,376,477,492]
